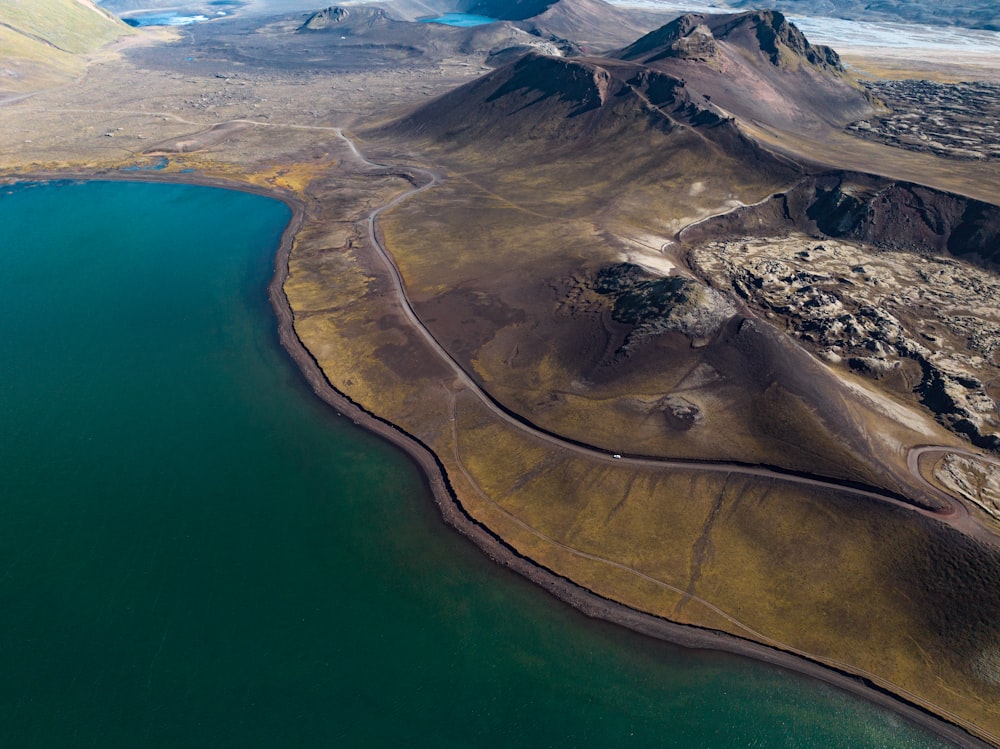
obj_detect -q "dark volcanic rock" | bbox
[620,10,844,73]
[683,172,1000,266]
[300,6,351,30]
[596,265,692,324]
[847,80,1000,162]
[809,177,1000,262]
[738,9,841,68]
[662,395,704,429]
[615,10,875,131]
[593,263,736,345]
[618,13,711,62]
[917,361,1000,449]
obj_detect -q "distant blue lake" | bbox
[123,12,217,27]
[420,12,498,26]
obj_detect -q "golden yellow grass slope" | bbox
[0,0,131,93]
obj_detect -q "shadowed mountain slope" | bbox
[617,10,876,132]
[683,171,1000,265]
[381,49,793,179]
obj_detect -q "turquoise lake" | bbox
[419,13,498,26]
[0,179,949,747]
[122,12,214,27]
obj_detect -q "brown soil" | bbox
[259,174,992,749]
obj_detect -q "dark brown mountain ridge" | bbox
[616,10,876,131]
[505,0,656,51]
[381,10,879,154]
[619,8,841,69]
[378,47,795,184]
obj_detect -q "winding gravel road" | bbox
[334,127,1000,549]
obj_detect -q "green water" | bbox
[0,180,948,747]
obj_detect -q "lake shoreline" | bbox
[3,169,987,748]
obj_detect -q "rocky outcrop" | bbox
[805,176,1000,264]
[735,9,841,68]
[620,10,844,73]
[616,11,875,132]
[682,172,1000,266]
[299,6,351,30]
[299,6,397,31]
[617,13,714,62]
[691,236,1000,449]
[934,453,1000,521]
[594,263,736,349]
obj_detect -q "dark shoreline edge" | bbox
[4,170,990,748]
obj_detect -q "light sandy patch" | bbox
[616,251,677,276]
[688,181,705,196]
[616,233,681,276]
[839,375,942,439]
[617,250,677,276]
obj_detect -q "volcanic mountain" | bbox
[365,16,931,489]
[381,48,794,182]
[384,10,875,155]
[617,10,877,132]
